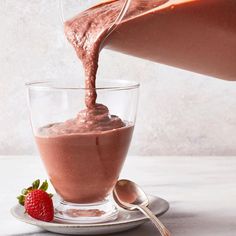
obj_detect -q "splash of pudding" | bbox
[39,104,125,136]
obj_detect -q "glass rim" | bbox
[26,80,140,91]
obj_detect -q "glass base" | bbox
[54,196,118,224]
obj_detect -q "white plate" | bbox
[11,195,169,235]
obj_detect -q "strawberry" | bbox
[17,180,54,222]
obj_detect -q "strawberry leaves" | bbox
[17,195,25,206]
[32,179,40,189]
[39,180,48,191]
[17,179,52,206]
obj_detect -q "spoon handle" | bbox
[138,205,171,236]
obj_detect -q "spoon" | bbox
[113,179,171,236]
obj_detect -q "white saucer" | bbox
[11,195,169,235]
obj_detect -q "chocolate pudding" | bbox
[36,104,134,203]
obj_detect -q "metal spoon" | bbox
[113,179,171,236]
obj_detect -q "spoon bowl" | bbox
[113,179,148,210]
[113,179,171,236]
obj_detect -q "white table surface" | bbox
[1,155,236,236]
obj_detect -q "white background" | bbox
[0,0,236,155]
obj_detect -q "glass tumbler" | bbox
[27,79,139,223]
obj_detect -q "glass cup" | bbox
[27,79,139,223]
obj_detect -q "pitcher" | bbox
[62,0,236,81]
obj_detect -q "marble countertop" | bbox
[1,155,236,236]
